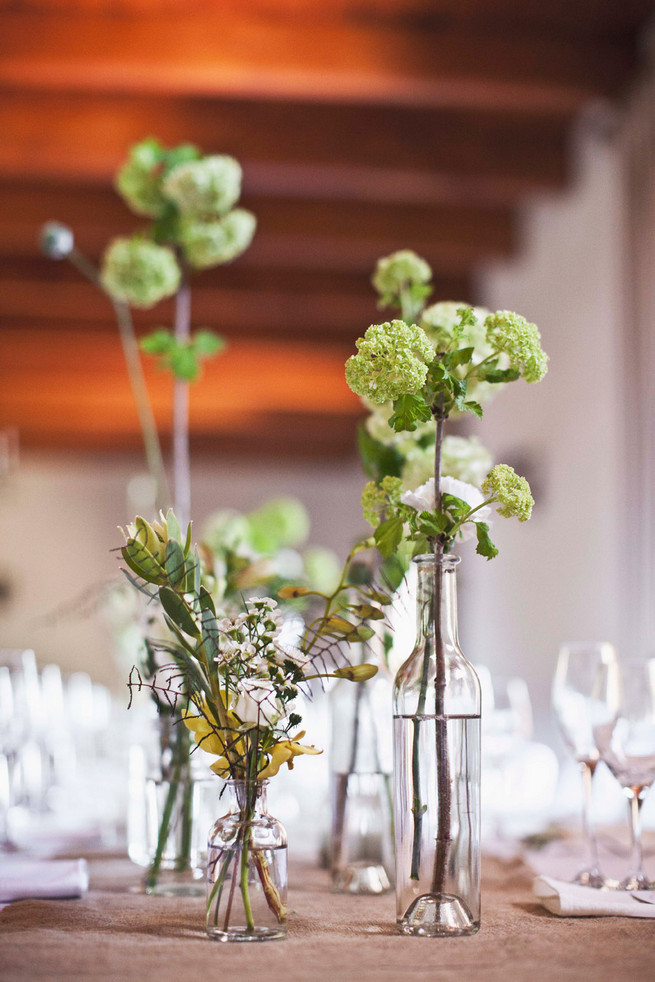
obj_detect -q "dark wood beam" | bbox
[0,326,362,456]
[0,8,635,113]
[0,91,570,200]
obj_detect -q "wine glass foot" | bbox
[572,867,605,889]
[618,872,652,891]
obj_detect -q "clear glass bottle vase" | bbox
[127,712,217,896]
[206,779,287,942]
[393,553,481,937]
[329,659,394,894]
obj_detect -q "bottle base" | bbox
[398,893,479,937]
[206,925,287,943]
[331,862,391,895]
[144,867,205,897]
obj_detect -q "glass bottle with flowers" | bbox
[119,512,386,940]
[345,250,548,936]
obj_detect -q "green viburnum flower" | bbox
[372,250,432,298]
[421,301,490,356]
[361,476,403,526]
[180,209,257,269]
[485,311,548,383]
[162,155,243,219]
[115,138,200,218]
[345,320,433,405]
[100,237,181,308]
[482,464,534,521]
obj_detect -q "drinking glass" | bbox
[552,642,616,887]
[593,657,655,890]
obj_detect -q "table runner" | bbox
[0,854,652,982]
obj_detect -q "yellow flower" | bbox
[258,732,322,779]
[182,699,242,759]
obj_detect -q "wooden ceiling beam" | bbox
[0,9,634,113]
[0,91,569,198]
[0,256,474,304]
[0,327,363,456]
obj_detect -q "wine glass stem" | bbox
[581,761,600,870]
[627,790,644,880]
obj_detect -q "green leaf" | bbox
[389,393,432,433]
[169,345,199,381]
[463,400,483,418]
[361,588,393,605]
[350,603,386,620]
[165,539,186,586]
[445,346,474,370]
[192,330,226,356]
[198,585,216,613]
[158,586,201,638]
[122,539,166,584]
[416,510,448,537]
[374,515,405,558]
[319,615,357,636]
[200,607,220,661]
[184,522,193,556]
[140,329,175,355]
[165,508,181,543]
[475,522,499,561]
[356,423,403,481]
[476,366,520,384]
[352,625,375,641]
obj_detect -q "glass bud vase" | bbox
[329,657,394,894]
[128,712,217,896]
[393,553,481,937]
[206,779,288,942]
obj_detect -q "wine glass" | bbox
[552,642,616,887]
[593,657,655,891]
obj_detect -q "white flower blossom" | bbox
[232,678,285,726]
[401,475,491,542]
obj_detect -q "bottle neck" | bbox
[414,554,460,649]
[225,779,269,817]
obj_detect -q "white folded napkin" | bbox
[0,858,89,903]
[534,875,655,918]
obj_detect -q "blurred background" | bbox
[1,0,655,763]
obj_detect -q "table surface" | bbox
[1,853,653,982]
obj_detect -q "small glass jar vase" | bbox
[206,779,287,942]
[329,659,394,894]
[393,554,481,937]
[128,712,217,896]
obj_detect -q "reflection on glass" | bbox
[552,642,616,888]
[593,657,655,891]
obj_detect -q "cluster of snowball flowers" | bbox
[100,139,257,307]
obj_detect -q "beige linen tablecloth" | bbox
[0,854,652,982]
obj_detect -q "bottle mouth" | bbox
[412,553,461,568]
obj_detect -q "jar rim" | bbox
[412,552,461,567]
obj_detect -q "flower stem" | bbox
[67,248,169,509]
[173,260,191,528]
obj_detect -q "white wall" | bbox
[467,120,624,742]
[0,451,367,689]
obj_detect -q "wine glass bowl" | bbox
[593,657,655,891]
[552,642,617,888]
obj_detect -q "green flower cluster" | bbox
[345,320,433,404]
[372,250,432,298]
[485,311,548,384]
[115,139,199,218]
[161,155,243,220]
[361,476,403,526]
[482,464,534,521]
[180,209,257,270]
[100,237,181,308]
